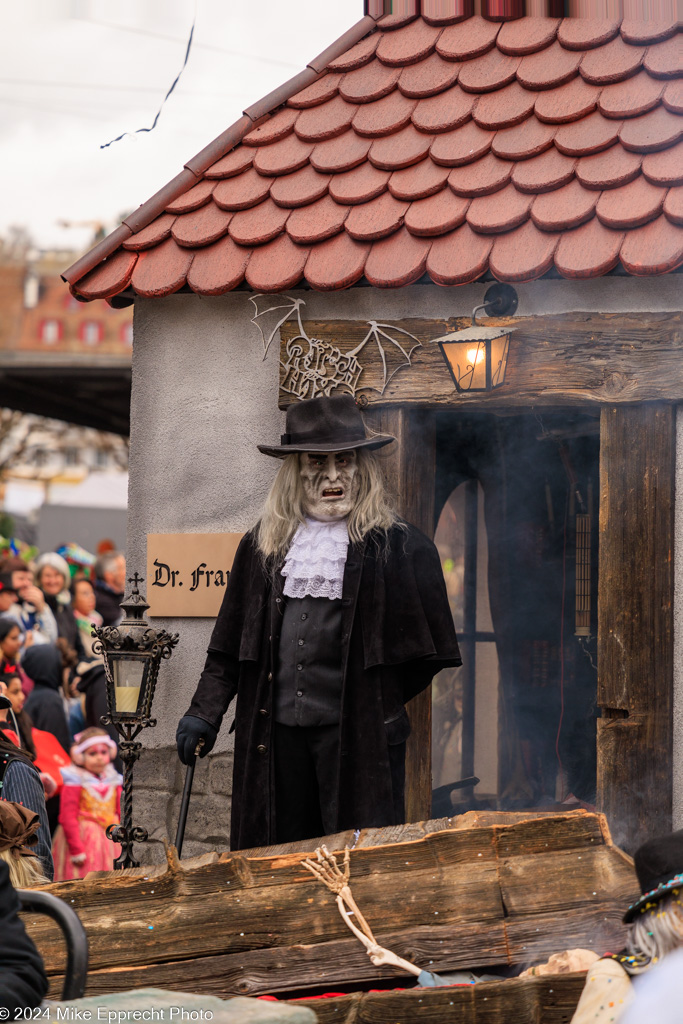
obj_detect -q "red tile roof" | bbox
[68,13,683,299]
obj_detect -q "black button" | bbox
[296,690,303,697]
[342,634,348,642]
[257,744,267,754]
[297,663,303,671]
[301,613,308,621]
[298,639,305,646]
[268,635,272,642]
[267,672,273,682]
[342,598,351,607]
[259,708,269,717]
[347,562,357,569]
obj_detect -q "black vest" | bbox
[274,595,343,727]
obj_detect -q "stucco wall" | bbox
[127,277,682,860]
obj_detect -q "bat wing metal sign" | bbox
[249,294,421,401]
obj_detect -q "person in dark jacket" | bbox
[0,729,53,880]
[21,645,71,754]
[93,552,126,627]
[177,395,461,850]
[35,552,85,660]
[0,859,48,1011]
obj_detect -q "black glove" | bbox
[176,715,218,766]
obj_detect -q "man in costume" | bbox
[176,395,461,850]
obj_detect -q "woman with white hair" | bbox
[177,395,461,851]
[34,552,84,660]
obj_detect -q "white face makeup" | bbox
[300,451,360,521]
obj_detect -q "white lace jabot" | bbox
[282,518,349,600]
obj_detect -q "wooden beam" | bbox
[365,406,437,823]
[597,404,675,853]
[280,313,683,409]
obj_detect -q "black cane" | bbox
[175,739,204,858]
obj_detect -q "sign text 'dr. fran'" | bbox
[146,533,244,617]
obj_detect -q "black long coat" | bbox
[186,522,461,850]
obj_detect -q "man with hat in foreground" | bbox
[177,395,461,850]
[568,829,683,1023]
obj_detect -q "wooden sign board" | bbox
[146,533,243,617]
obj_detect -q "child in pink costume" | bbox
[52,727,122,880]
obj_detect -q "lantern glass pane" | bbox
[112,656,147,714]
[442,339,488,392]
[490,332,510,388]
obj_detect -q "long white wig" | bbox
[624,891,683,973]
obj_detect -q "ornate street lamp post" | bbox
[92,573,179,869]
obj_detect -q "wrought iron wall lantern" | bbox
[435,283,518,393]
[92,573,179,869]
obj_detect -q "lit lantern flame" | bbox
[467,346,485,367]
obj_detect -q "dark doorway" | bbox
[432,409,600,817]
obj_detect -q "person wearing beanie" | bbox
[22,645,71,754]
[35,553,84,660]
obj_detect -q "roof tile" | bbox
[497,17,560,56]
[555,112,623,156]
[596,175,666,228]
[473,81,537,130]
[620,106,683,152]
[534,77,601,125]
[345,191,409,240]
[253,135,314,177]
[663,80,683,115]
[531,179,597,230]
[242,107,299,147]
[375,20,442,67]
[352,91,417,137]
[576,145,642,189]
[580,37,646,86]
[643,33,683,79]
[620,214,683,274]
[329,163,391,205]
[421,0,469,26]
[123,213,176,251]
[270,165,331,208]
[517,41,582,91]
[426,222,493,284]
[642,140,683,185]
[364,227,431,287]
[512,147,576,193]
[556,19,620,51]
[620,20,678,45]
[404,189,469,236]
[171,202,233,248]
[448,152,512,196]
[228,198,290,246]
[598,72,665,119]
[286,195,349,244]
[436,17,500,61]
[489,220,559,282]
[186,235,250,295]
[304,231,370,290]
[339,62,401,103]
[287,73,342,109]
[458,49,521,94]
[554,218,624,278]
[74,250,138,299]
[244,233,310,290]
[204,148,254,180]
[213,168,273,211]
[131,237,193,297]
[467,182,533,233]
[310,131,372,173]
[368,124,434,170]
[492,117,556,160]
[327,32,381,72]
[398,53,460,98]
[663,185,683,226]
[389,157,450,199]
[412,88,476,133]
[295,95,358,141]
[376,12,419,31]
[430,120,494,166]
[165,179,214,214]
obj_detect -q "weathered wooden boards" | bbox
[279,313,683,408]
[597,404,675,853]
[24,811,638,1001]
[295,974,587,1024]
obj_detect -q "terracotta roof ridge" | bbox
[61,14,380,287]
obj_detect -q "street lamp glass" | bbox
[111,656,147,716]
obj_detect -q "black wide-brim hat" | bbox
[623,828,683,922]
[258,394,395,459]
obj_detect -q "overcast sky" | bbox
[0,0,359,255]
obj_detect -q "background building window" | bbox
[79,321,104,345]
[38,319,62,345]
[120,322,133,347]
